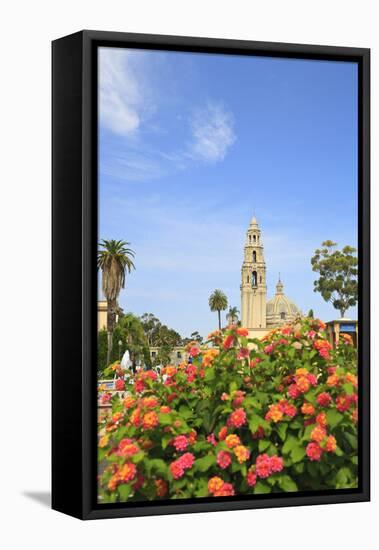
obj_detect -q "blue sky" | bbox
[98,47,358,338]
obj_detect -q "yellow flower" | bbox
[99,435,109,448]
[225,434,241,448]
[296,368,308,376]
[233,445,250,464]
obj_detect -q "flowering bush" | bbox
[98,318,358,502]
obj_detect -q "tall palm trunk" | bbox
[106,298,117,365]
[218,310,221,330]
[106,331,113,366]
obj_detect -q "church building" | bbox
[241,216,301,338]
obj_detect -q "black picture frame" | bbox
[52,30,370,520]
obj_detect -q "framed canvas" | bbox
[52,30,370,520]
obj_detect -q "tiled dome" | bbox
[266,279,301,326]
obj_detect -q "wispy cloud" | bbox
[99,49,236,180]
[100,151,167,182]
[188,102,236,163]
[99,48,153,136]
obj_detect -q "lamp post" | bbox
[118,340,122,361]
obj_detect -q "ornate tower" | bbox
[241,216,267,329]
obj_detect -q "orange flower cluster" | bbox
[208,476,235,497]
[108,462,137,491]
[99,315,357,502]
[314,339,332,360]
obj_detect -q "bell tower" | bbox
[241,216,267,329]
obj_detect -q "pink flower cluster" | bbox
[169,452,195,479]
[172,435,189,452]
[255,454,284,479]
[227,408,247,428]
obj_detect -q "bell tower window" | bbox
[253,235,256,243]
[253,251,256,262]
[252,271,257,287]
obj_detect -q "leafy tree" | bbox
[115,313,151,371]
[139,313,160,345]
[153,344,173,368]
[307,309,314,318]
[209,289,228,330]
[97,313,151,376]
[311,241,358,318]
[97,329,109,375]
[227,306,239,325]
[140,313,182,348]
[97,239,135,364]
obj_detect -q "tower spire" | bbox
[250,214,258,227]
[241,216,267,330]
[276,275,284,295]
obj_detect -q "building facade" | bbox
[241,216,301,337]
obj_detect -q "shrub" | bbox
[97,318,358,502]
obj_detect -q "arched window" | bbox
[247,275,249,283]
[252,271,257,286]
[280,312,286,320]
[253,251,257,262]
[249,235,251,244]
[253,235,256,243]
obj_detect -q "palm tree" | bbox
[209,289,228,330]
[227,306,239,325]
[97,239,135,364]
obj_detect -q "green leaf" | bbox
[254,481,271,494]
[194,479,209,497]
[229,380,238,394]
[195,454,216,472]
[276,422,288,442]
[158,413,172,425]
[258,439,271,452]
[161,433,172,450]
[343,431,358,450]
[305,389,317,405]
[336,467,352,486]
[342,383,354,396]
[282,435,298,455]
[291,445,306,463]
[204,368,216,382]
[131,451,145,463]
[277,475,298,492]
[326,409,344,429]
[149,458,168,477]
[178,405,193,419]
[302,424,315,442]
[118,483,132,501]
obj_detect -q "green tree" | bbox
[139,313,160,345]
[115,313,151,371]
[307,309,314,318]
[97,239,135,364]
[209,289,228,330]
[227,306,239,325]
[311,240,358,318]
[97,329,109,375]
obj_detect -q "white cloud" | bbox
[101,151,166,182]
[99,49,236,178]
[189,102,236,162]
[99,48,150,136]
